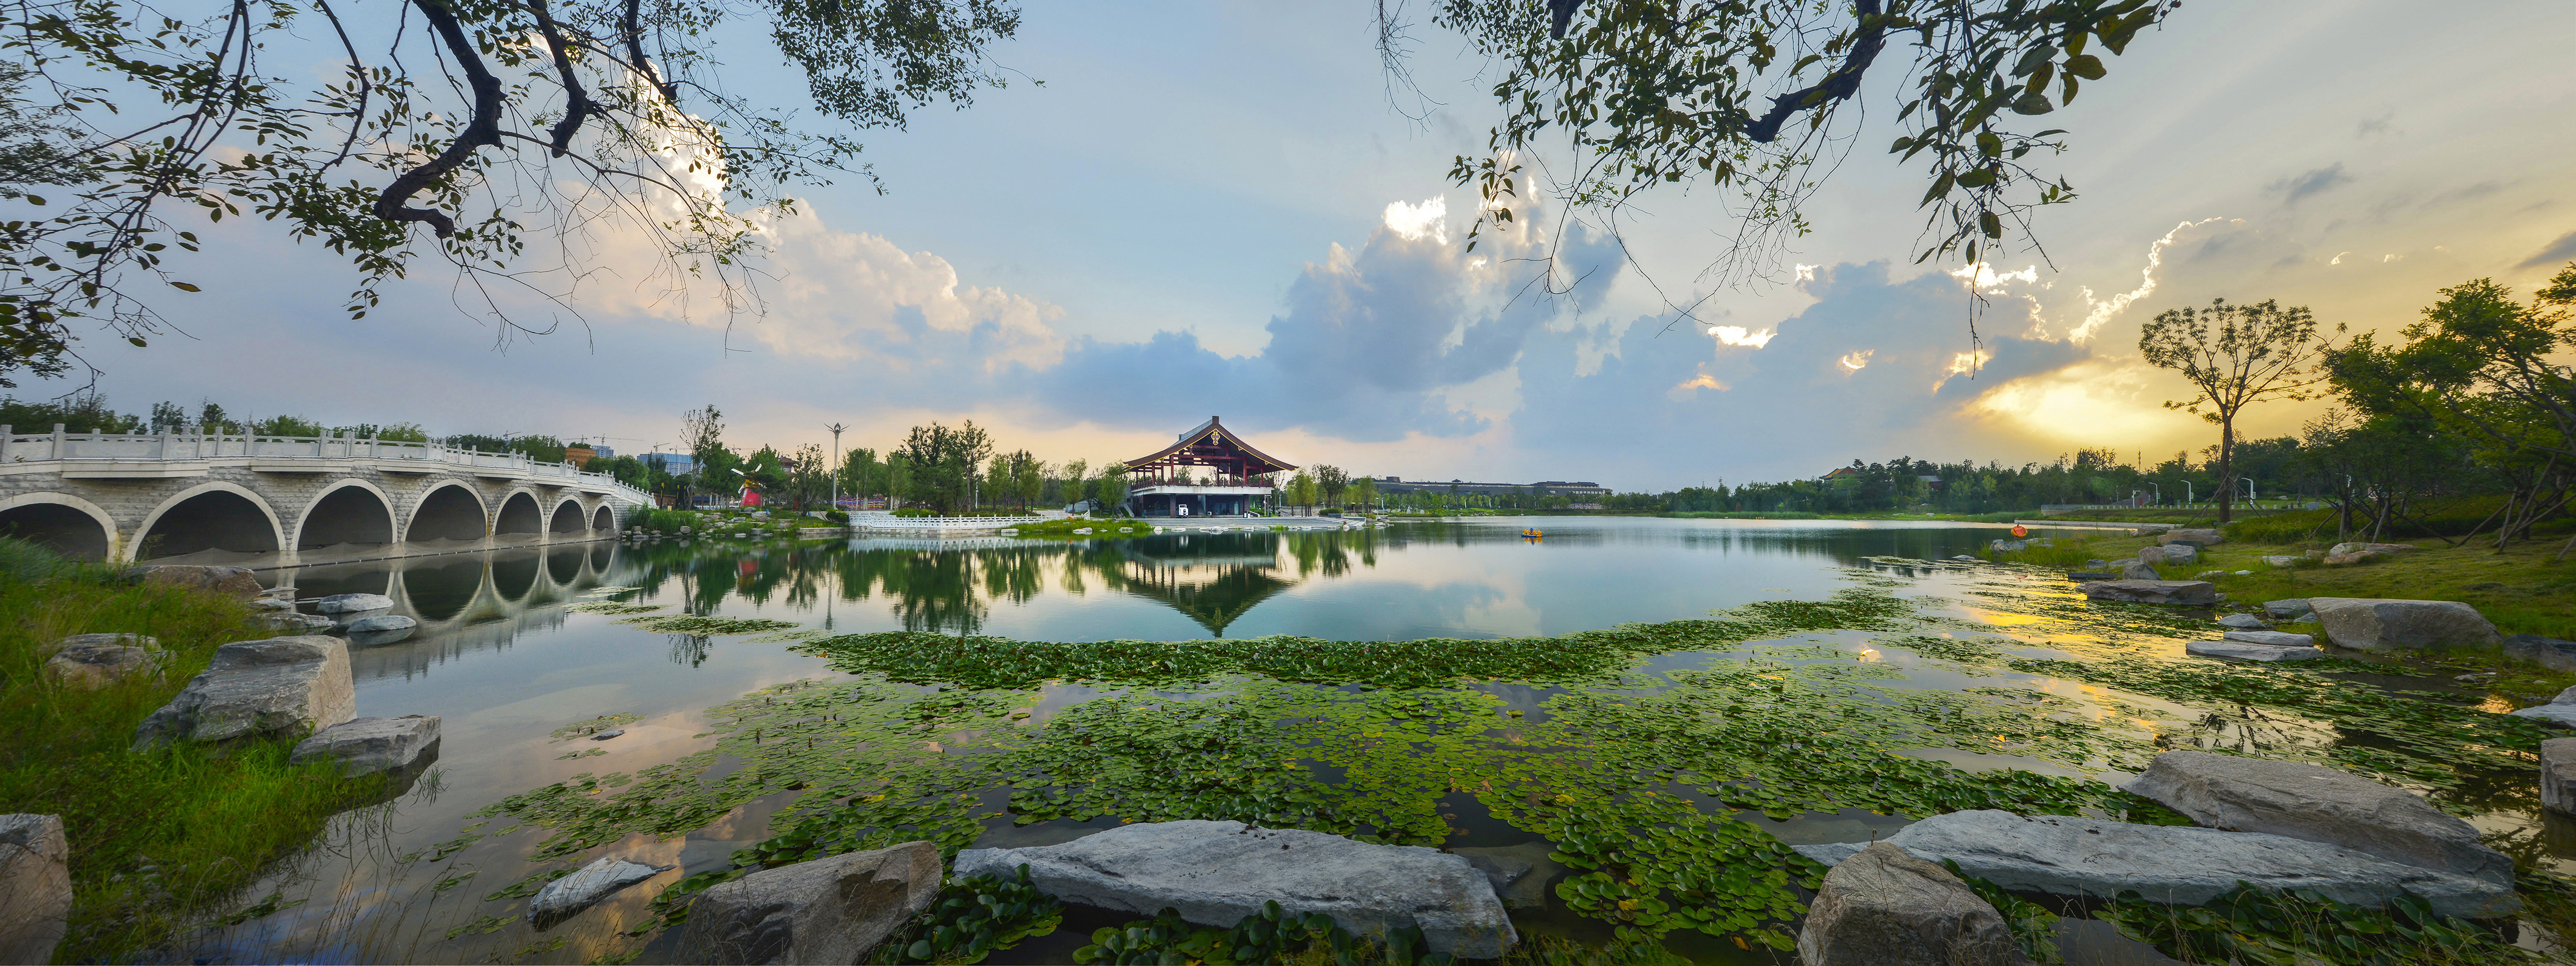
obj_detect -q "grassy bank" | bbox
[1999,528,2576,696]
[0,542,380,961]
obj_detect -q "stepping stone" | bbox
[953,819,1516,957]
[2187,640,2324,662]
[2311,598,2498,651]
[291,716,442,777]
[314,593,394,614]
[681,842,940,964]
[1798,842,2026,966]
[2078,580,2217,605]
[133,636,353,750]
[2215,614,2268,629]
[530,856,672,929]
[2222,630,2316,648]
[2120,751,2513,885]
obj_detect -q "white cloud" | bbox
[2069,217,2231,343]
[1707,325,1776,348]
[1838,350,1873,371]
[1382,197,1449,243]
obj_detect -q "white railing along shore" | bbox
[854,515,1052,531]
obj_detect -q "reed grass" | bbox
[0,542,380,962]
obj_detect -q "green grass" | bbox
[1004,518,1155,538]
[0,542,383,962]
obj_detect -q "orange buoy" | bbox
[2010,524,2028,538]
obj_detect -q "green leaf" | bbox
[2010,91,2055,116]
[2064,54,2106,80]
[170,281,201,292]
[1976,132,2002,158]
[1979,211,2002,239]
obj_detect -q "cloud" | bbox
[2267,163,2353,206]
[2520,230,2576,269]
[2070,218,2228,342]
[1707,326,1775,348]
[1506,262,2098,481]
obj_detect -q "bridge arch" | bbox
[591,504,614,532]
[406,482,488,543]
[133,482,284,561]
[494,491,545,537]
[548,498,587,534]
[0,492,116,561]
[295,479,398,551]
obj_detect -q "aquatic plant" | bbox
[873,865,1062,964]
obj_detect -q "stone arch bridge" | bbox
[0,426,655,565]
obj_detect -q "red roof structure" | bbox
[1123,416,1296,487]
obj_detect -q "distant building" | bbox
[564,445,596,467]
[1370,476,1611,498]
[594,445,615,459]
[647,452,696,476]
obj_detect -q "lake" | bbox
[185,516,2567,964]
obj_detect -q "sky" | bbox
[29,0,2576,492]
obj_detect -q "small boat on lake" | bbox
[1521,528,1543,539]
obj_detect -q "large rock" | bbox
[2545,739,2576,818]
[2186,640,2323,662]
[345,614,419,646]
[132,636,353,750]
[2078,580,2217,605]
[681,841,940,964]
[1795,842,2031,966]
[2159,528,2224,546]
[2324,551,2378,566]
[531,856,672,929]
[2511,705,2576,728]
[2119,752,2512,887]
[1449,841,1564,910]
[2120,560,2161,581]
[2222,630,2316,648]
[1867,810,2515,918]
[44,639,164,688]
[314,592,394,614]
[2309,598,2500,652]
[2160,544,2201,565]
[124,564,263,597]
[2136,546,2169,565]
[262,612,335,632]
[291,716,440,777]
[0,815,69,965]
[44,632,157,657]
[2263,599,2313,619]
[2506,634,2576,674]
[951,820,1517,957]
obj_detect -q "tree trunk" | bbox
[2216,414,2237,525]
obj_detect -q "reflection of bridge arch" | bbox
[0,492,117,561]
[134,482,284,560]
[408,483,488,543]
[296,479,398,551]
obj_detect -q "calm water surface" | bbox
[182,517,2558,964]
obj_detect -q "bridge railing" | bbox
[854,515,1053,531]
[0,424,652,503]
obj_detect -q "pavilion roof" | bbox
[1123,416,1297,476]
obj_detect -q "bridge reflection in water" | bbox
[273,528,1395,682]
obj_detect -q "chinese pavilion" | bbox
[1120,416,1296,517]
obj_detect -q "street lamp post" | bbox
[825,422,846,514]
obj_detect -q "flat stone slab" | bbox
[2215,613,2268,629]
[1798,842,2027,966]
[2078,580,2217,605]
[134,636,353,749]
[1886,811,2513,918]
[2310,598,2499,652]
[0,814,69,965]
[344,614,416,633]
[291,716,440,777]
[2507,634,2576,674]
[530,856,671,929]
[2119,752,2511,886]
[314,592,394,614]
[2512,705,2576,727]
[2263,599,2312,618]
[2187,640,2324,662]
[1449,841,1564,910]
[952,820,1517,957]
[2222,630,2316,647]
